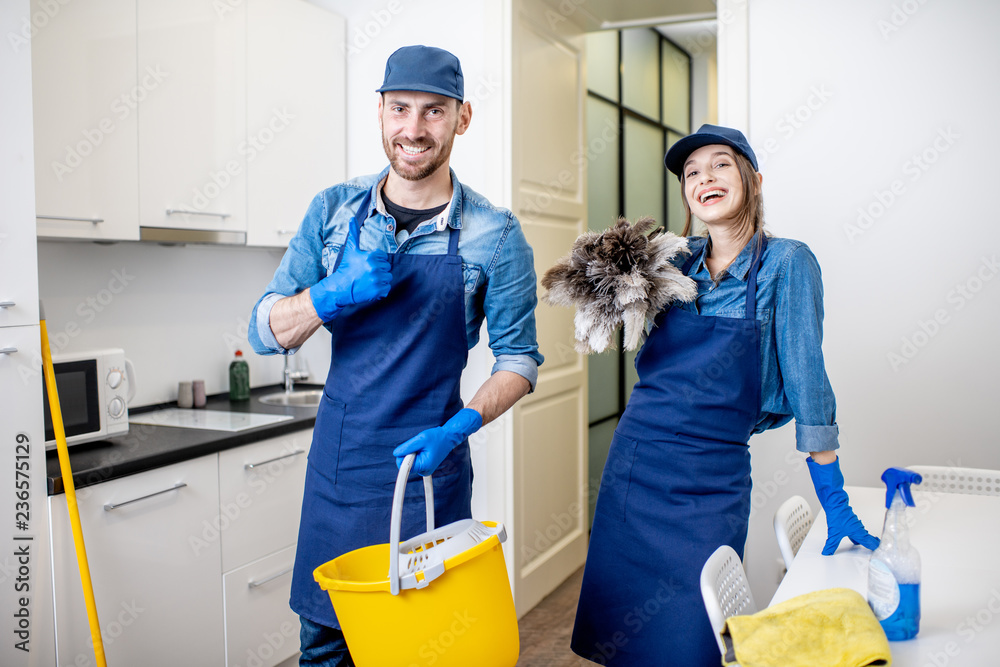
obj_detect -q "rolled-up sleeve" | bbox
[775,246,840,453]
[482,214,543,390]
[248,192,330,355]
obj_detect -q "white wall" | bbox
[724,0,1000,605]
[36,240,330,406]
[308,0,509,199]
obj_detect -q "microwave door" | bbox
[44,359,101,444]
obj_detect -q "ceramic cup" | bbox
[192,380,206,408]
[177,381,194,409]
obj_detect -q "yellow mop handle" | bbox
[40,318,108,667]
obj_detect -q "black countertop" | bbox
[46,384,322,495]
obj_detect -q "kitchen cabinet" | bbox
[49,454,226,666]
[224,545,299,667]
[49,427,314,666]
[31,0,140,241]
[1,3,55,662]
[246,0,346,248]
[137,0,248,236]
[218,429,311,572]
[0,160,39,327]
[0,327,54,666]
[219,429,311,666]
[32,0,345,245]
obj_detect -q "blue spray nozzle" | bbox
[881,467,923,508]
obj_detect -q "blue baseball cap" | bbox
[664,124,758,177]
[376,45,464,101]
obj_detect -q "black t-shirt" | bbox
[382,192,448,235]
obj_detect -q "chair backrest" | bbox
[700,544,757,656]
[907,466,1000,496]
[773,495,814,570]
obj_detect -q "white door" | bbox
[509,0,589,616]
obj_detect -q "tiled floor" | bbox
[515,567,592,666]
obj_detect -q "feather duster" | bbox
[541,217,697,354]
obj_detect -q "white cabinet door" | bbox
[1,5,39,327]
[137,0,247,234]
[31,0,140,242]
[218,429,311,572]
[0,327,55,667]
[223,545,299,667]
[245,0,345,248]
[0,216,38,327]
[49,455,225,667]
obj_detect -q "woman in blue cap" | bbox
[571,125,879,665]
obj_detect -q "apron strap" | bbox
[446,223,460,256]
[348,187,374,247]
[681,250,699,276]
[744,233,768,320]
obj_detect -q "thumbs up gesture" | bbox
[310,234,392,321]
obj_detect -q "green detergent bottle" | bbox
[229,350,250,401]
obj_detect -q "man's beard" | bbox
[381,128,456,182]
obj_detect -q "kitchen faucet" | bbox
[284,355,310,393]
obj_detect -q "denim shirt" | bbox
[249,167,543,388]
[675,235,839,452]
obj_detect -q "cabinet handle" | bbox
[36,215,104,224]
[276,229,296,236]
[0,301,15,308]
[0,347,17,354]
[103,482,187,511]
[244,449,305,470]
[165,209,231,220]
[247,565,293,589]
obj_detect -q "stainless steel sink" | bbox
[257,390,323,407]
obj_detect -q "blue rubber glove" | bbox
[392,409,483,476]
[807,456,880,555]
[309,234,392,322]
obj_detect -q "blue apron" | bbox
[572,236,768,666]
[290,187,473,627]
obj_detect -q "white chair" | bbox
[773,495,814,571]
[907,465,1000,496]
[700,544,757,656]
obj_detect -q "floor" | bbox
[515,567,591,666]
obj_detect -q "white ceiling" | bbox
[657,19,717,50]
[542,0,717,31]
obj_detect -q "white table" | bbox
[771,486,1000,666]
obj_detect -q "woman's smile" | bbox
[696,187,729,205]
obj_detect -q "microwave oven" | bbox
[43,348,135,448]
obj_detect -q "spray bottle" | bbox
[867,467,923,640]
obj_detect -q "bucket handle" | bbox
[389,453,435,596]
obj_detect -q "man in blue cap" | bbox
[249,45,542,664]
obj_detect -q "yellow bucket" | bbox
[313,455,519,666]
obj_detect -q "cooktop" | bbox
[129,408,293,432]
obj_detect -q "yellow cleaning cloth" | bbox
[721,587,891,667]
